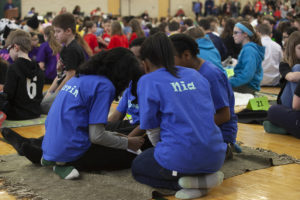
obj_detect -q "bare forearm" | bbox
[214,107,230,125]
[128,125,146,137]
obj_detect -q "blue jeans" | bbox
[131,148,182,190]
[281,64,300,108]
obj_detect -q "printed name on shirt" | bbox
[61,84,79,97]
[170,81,196,92]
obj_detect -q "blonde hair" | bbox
[7,30,31,53]
[44,26,61,55]
[284,31,300,67]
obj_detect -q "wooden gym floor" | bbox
[0,87,300,200]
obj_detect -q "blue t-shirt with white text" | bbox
[138,66,226,174]
[42,75,115,162]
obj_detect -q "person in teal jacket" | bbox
[185,26,226,74]
[230,21,265,94]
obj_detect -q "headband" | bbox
[235,23,253,37]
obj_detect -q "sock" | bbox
[0,111,6,127]
[178,171,224,189]
[175,188,207,199]
[53,165,80,180]
[41,157,55,166]
[1,128,28,156]
[22,143,43,164]
[263,121,288,135]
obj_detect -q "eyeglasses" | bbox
[233,31,243,35]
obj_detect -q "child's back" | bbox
[4,57,44,120]
[138,66,226,173]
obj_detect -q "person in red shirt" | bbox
[98,19,111,49]
[107,21,129,49]
[84,21,100,54]
[129,19,145,45]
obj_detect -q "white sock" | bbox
[178,171,224,189]
[175,188,208,199]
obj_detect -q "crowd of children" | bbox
[1,0,300,199]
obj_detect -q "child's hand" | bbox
[128,136,145,151]
[57,59,64,73]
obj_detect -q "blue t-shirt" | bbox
[117,82,140,124]
[42,75,115,162]
[199,61,237,144]
[138,66,226,174]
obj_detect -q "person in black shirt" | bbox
[1,30,44,120]
[41,13,85,114]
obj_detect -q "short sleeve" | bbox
[210,77,229,110]
[89,89,114,124]
[138,77,160,129]
[116,88,129,114]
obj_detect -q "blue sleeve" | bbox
[116,88,129,114]
[138,77,160,130]
[89,89,114,124]
[229,48,257,87]
[210,77,229,110]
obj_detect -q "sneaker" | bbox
[53,165,80,180]
[263,121,287,134]
[41,157,55,166]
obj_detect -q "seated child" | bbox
[2,30,44,120]
[1,48,145,180]
[131,32,226,199]
[170,34,238,156]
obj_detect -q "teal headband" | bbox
[235,23,253,37]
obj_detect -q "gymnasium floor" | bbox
[1,87,300,200]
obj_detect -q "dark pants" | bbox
[132,148,197,190]
[20,120,150,171]
[22,136,136,171]
[268,104,300,139]
[233,84,256,95]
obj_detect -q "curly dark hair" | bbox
[77,47,142,101]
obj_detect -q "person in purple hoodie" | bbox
[28,32,40,61]
[36,26,61,84]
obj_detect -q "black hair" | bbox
[140,32,178,77]
[52,13,76,34]
[183,18,194,27]
[198,18,210,31]
[77,47,142,101]
[129,37,146,48]
[149,27,160,35]
[169,34,199,58]
[286,26,298,36]
[168,21,180,31]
